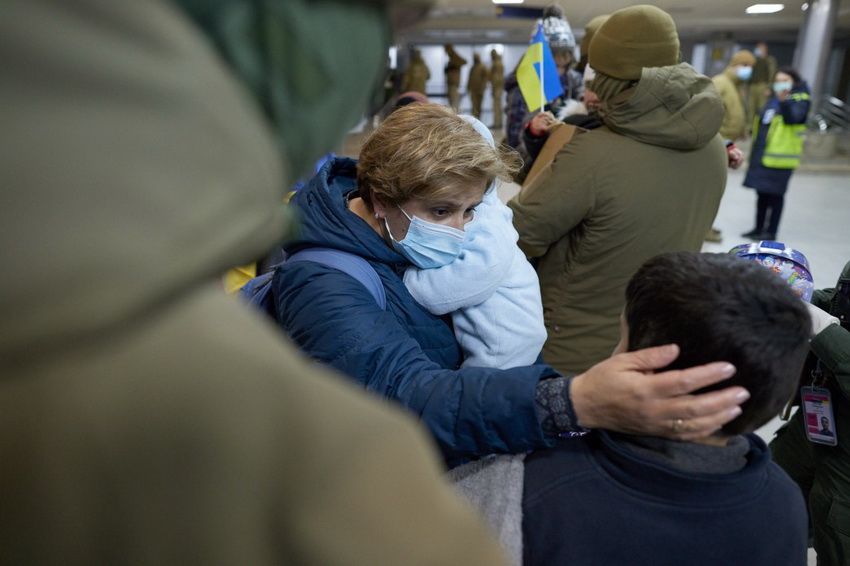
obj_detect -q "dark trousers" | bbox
[756,192,785,236]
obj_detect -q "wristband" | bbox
[526,121,545,137]
[535,376,589,437]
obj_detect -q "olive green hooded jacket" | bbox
[509,63,727,375]
[712,67,748,141]
[0,1,507,564]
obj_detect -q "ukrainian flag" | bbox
[516,23,563,112]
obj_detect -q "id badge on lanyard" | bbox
[801,386,838,446]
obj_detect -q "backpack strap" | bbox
[237,271,276,317]
[287,247,387,310]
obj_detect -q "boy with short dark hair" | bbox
[450,252,811,565]
[622,252,810,437]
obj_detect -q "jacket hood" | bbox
[602,63,724,150]
[1,0,287,363]
[287,158,409,267]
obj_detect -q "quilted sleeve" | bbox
[273,260,557,462]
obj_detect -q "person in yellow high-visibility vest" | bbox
[741,66,811,241]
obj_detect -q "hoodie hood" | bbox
[602,63,723,150]
[1,0,286,363]
[287,158,409,268]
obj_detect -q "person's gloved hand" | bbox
[806,302,840,336]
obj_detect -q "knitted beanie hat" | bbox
[579,14,610,60]
[589,5,680,80]
[539,4,575,50]
[729,50,756,67]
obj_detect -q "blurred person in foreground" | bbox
[0,0,514,563]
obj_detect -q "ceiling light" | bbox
[746,4,785,14]
[493,0,524,4]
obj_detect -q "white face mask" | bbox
[385,206,467,269]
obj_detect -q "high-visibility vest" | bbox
[753,92,810,169]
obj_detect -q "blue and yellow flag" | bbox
[516,22,563,112]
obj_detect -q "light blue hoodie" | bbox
[403,116,546,368]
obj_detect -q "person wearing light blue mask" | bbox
[741,66,811,241]
[384,204,468,269]
[272,102,752,470]
[712,49,757,141]
[706,48,758,244]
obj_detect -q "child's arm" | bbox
[404,192,517,315]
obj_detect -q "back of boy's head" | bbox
[624,252,811,436]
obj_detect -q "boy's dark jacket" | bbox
[521,431,808,565]
[274,158,561,463]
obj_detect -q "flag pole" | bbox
[539,24,545,112]
[539,46,545,111]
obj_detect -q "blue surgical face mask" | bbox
[385,206,467,269]
[736,66,753,81]
[773,81,793,94]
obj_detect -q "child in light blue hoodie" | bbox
[402,115,546,369]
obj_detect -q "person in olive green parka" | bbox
[508,5,727,375]
[712,49,757,142]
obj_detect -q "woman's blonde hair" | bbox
[357,103,520,208]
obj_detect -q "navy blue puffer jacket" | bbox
[273,158,560,464]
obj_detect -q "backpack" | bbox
[237,247,387,318]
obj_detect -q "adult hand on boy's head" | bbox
[569,344,749,440]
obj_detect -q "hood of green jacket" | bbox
[602,63,724,150]
[0,0,291,365]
